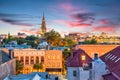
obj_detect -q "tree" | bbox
[25,35,40,48]
[33,62,43,72]
[62,49,72,75]
[16,60,24,74]
[91,39,97,44]
[84,39,97,44]
[45,30,61,46]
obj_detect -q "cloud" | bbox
[99,19,110,24]
[0,13,41,26]
[71,13,95,22]
[20,28,40,35]
[59,3,74,12]
[55,20,91,28]
[92,26,117,32]
[59,3,86,13]
[0,18,33,26]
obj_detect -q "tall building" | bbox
[40,12,46,37]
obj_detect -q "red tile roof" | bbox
[102,73,118,80]
[66,49,92,67]
[100,46,120,80]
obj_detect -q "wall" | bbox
[0,59,16,80]
[67,67,89,80]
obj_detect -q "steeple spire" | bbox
[40,12,46,37]
[42,12,45,20]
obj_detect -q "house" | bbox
[66,48,92,80]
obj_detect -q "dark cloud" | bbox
[0,13,41,26]
[0,18,33,26]
[71,13,95,22]
[0,13,41,19]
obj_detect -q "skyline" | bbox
[0,0,120,36]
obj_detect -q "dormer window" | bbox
[81,55,86,61]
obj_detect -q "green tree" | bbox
[33,62,43,72]
[16,60,24,74]
[91,39,97,44]
[62,49,72,75]
[25,35,40,48]
[45,30,61,46]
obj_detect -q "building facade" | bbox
[0,50,16,80]
[14,49,62,75]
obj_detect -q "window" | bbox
[25,56,29,65]
[73,70,77,77]
[31,56,34,64]
[115,58,120,62]
[112,56,117,61]
[20,56,24,63]
[81,55,86,61]
[41,56,44,63]
[36,56,39,63]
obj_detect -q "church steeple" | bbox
[42,12,45,21]
[40,12,46,37]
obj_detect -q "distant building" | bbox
[4,72,59,80]
[14,49,62,75]
[66,32,120,44]
[66,32,88,43]
[0,34,8,39]
[0,50,16,80]
[101,46,120,80]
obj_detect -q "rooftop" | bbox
[0,50,11,63]
[4,72,58,80]
[100,46,120,79]
[66,48,92,67]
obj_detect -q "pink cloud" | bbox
[20,28,40,35]
[55,20,91,28]
[59,3,74,12]
[92,26,116,32]
[99,19,110,24]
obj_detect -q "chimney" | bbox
[0,50,2,65]
[8,48,14,59]
[94,53,98,60]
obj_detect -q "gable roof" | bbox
[100,46,120,79]
[66,49,92,67]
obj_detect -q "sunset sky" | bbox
[0,0,120,36]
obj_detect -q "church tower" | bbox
[40,12,46,37]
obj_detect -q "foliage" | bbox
[16,60,24,74]
[62,49,72,75]
[33,62,43,71]
[45,30,61,46]
[45,30,75,47]
[84,39,97,44]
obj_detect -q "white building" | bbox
[66,47,107,80]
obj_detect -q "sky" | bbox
[0,0,120,36]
